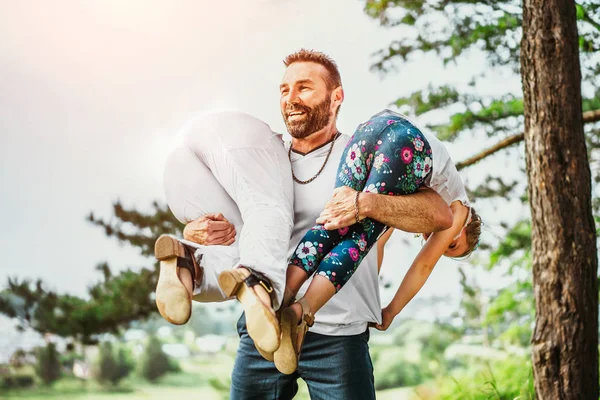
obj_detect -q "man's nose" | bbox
[287,87,300,103]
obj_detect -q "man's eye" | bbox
[449,243,457,249]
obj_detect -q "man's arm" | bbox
[316,186,452,233]
[361,188,452,233]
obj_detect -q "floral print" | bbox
[296,241,316,259]
[289,110,433,292]
[401,147,413,164]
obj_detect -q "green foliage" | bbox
[364,0,599,149]
[1,374,35,390]
[87,201,183,258]
[35,342,61,385]
[435,357,535,400]
[419,324,460,368]
[483,221,534,347]
[375,360,426,390]
[488,220,531,269]
[456,267,487,336]
[9,349,29,369]
[373,345,429,390]
[95,342,134,386]
[208,375,232,400]
[0,201,183,343]
[139,335,172,383]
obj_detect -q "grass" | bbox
[1,369,410,400]
[2,350,420,400]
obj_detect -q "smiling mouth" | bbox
[287,111,306,121]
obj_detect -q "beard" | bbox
[283,96,332,139]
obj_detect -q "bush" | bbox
[375,360,427,390]
[167,356,181,373]
[9,349,29,369]
[1,374,35,389]
[35,342,61,385]
[96,342,134,386]
[374,347,430,390]
[435,357,535,400]
[139,335,172,382]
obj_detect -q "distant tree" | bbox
[139,335,171,382]
[35,342,61,385]
[96,341,134,386]
[0,201,182,343]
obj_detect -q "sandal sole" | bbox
[255,344,274,362]
[274,307,299,375]
[218,270,280,353]
[154,236,192,325]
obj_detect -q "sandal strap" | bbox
[243,269,276,304]
[177,244,197,283]
[297,298,315,327]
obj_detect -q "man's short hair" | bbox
[283,49,342,90]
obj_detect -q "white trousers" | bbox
[163,111,294,309]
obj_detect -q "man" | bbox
[179,49,452,399]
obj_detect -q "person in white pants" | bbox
[154,110,294,355]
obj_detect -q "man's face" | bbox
[280,62,334,139]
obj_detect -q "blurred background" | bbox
[1,1,599,399]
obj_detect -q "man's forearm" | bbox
[360,189,452,233]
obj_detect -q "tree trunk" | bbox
[521,1,598,399]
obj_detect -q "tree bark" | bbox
[521,1,598,399]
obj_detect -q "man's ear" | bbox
[331,86,344,108]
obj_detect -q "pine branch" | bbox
[456,109,600,170]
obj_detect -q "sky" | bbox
[0,0,526,332]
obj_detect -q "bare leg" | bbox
[288,275,336,324]
[178,269,193,296]
[284,265,310,302]
[274,274,336,374]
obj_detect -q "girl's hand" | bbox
[373,307,395,331]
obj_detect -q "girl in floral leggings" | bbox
[273,109,481,375]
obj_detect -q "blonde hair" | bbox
[455,207,482,258]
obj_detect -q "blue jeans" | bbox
[230,314,375,400]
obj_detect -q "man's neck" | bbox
[291,125,339,154]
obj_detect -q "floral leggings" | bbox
[289,112,433,292]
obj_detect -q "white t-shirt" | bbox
[374,109,471,208]
[287,134,382,336]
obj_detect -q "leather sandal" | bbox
[274,297,314,375]
[154,235,203,325]
[254,288,297,362]
[218,268,280,353]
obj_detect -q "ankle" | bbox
[236,266,252,278]
[290,303,303,323]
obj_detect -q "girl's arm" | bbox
[374,201,468,331]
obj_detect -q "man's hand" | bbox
[371,306,395,331]
[316,186,361,230]
[183,213,236,246]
